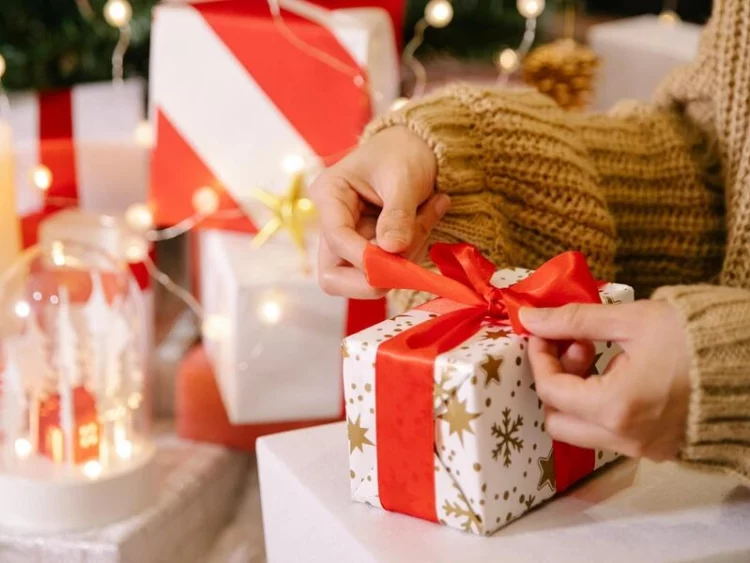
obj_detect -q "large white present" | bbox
[148,0,399,232]
[200,229,384,424]
[588,15,702,111]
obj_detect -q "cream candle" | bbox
[0,119,20,275]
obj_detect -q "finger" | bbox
[313,175,369,269]
[559,340,595,376]
[544,410,632,453]
[376,186,432,254]
[520,302,638,342]
[528,336,613,424]
[404,194,450,258]
[318,236,385,299]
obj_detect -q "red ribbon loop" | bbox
[366,243,602,523]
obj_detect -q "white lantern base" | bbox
[0,444,156,533]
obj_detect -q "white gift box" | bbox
[343,266,633,536]
[588,15,702,111]
[7,79,149,222]
[200,229,348,424]
[149,0,399,230]
[257,422,750,562]
[0,425,249,563]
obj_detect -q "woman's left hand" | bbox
[520,300,691,461]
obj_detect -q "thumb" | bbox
[376,189,422,253]
[519,303,634,342]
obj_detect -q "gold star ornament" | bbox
[251,172,315,256]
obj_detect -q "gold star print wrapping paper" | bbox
[342,266,634,536]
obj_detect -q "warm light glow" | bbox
[496,48,520,72]
[124,240,148,263]
[125,203,154,231]
[116,439,133,460]
[133,120,154,147]
[14,438,32,458]
[297,198,313,212]
[281,154,306,175]
[51,241,66,266]
[390,97,409,111]
[83,460,103,479]
[517,0,545,19]
[0,55,6,80]
[50,427,64,464]
[658,10,680,24]
[202,314,230,341]
[258,293,284,325]
[14,301,30,319]
[192,186,220,215]
[31,164,53,191]
[103,0,132,27]
[127,392,142,410]
[424,0,453,28]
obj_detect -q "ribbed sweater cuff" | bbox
[653,285,750,481]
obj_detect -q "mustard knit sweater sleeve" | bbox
[364,85,725,296]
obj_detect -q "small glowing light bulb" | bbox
[658,10,680,24]
[14,301,30,319]
[390,97,409,111]
[14,438,32,458]
[258,293,284,325]
[0,55,6,80]
[125,203,154,232]
[31,164,53,191]
[133,120,154,147]
[496,48,520,73]
[127,392,143,409]
[51,240,66,267]
[281,154,306,175]
[297,198,314,213]
[202,315,230,341]
[83,460,103,479]
[124,240,148,262]
[103,0,133,28]
[517,0,545,19]
[192,186,220,216]
[116,439,133,460]
[424,0,453,28]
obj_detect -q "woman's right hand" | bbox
[309,126,451,299]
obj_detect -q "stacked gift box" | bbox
[148,0,401,444]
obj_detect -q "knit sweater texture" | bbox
[365,0,750,479]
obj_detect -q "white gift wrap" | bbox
[0,427,249,563]
[7,79,148,219]
[343,267,634,536]
[200,229,348,424]
[149,0,399,223]
[588,15,702,111]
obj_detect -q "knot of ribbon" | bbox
[363,243,603,524]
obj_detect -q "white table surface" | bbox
[258,422,750,563]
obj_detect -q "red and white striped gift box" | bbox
[148,0,401,232]
[7,79,149,248]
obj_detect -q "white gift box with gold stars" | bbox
[343,267,634,536]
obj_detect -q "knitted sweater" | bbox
[365,0,750,479]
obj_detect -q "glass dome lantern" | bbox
[0,236,155,532]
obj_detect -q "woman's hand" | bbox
[308,126,450,299]
[521,300,691,461]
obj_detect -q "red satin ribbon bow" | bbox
[364,243,601,523]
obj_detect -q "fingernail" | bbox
[435,194,451,217]
[519,307,551,328]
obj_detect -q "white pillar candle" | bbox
[0,120,20,275]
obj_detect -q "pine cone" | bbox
[521,39,599,111]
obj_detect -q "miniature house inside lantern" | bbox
[0,238,155,532]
